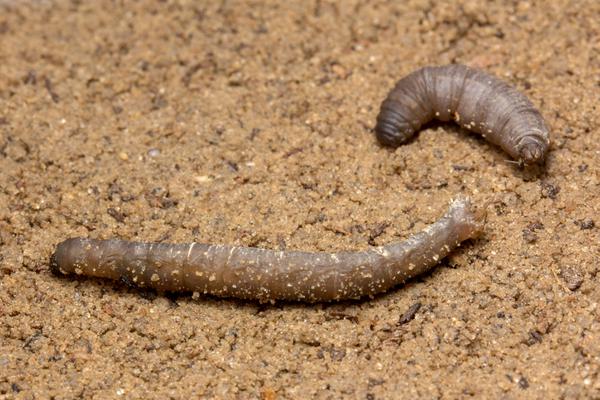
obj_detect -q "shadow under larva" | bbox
[375,64,550,165]
[51,198,484,303]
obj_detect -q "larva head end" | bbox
[447,197,485,241]
[518,139,548,165]
[374,115,415,148]
[375,124,406,147]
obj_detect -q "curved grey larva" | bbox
[375,64,550,165]
[50,198,483,303]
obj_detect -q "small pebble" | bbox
[518,377,529,389]
[195,175,212,183]
[331,63,348,79]
[560,266,584,291]
[118,152,129,161]
[540,182,560,199]
[399,302,422,324]
[575,218,594,230]
[147,148,160,157]
[522,229,538,243]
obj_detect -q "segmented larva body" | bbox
[50,198,483,302]
[375,64,550,164]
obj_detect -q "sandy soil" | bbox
[1,0,599,398]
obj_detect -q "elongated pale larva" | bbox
[50,197,483,302]
[375,64,550,164]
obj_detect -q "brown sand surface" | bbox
[1,0,599,398]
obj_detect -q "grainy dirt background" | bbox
[0,0,599,399]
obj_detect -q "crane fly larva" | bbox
[375,64,550,165]
[51,198,484,302]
